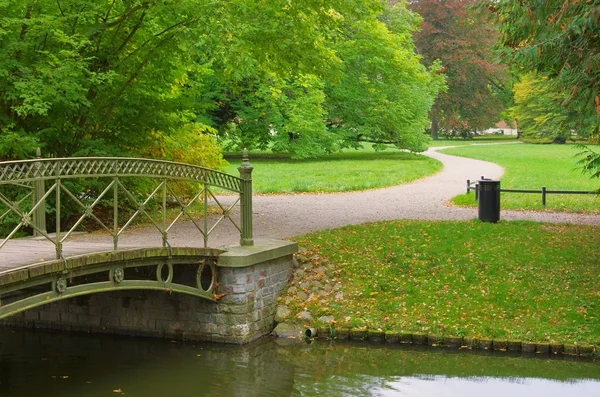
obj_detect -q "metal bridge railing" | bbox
[467,176,597,208]
[0,150,254,259]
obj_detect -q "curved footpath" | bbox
[87,145,600,248]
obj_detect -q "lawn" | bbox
[223,147,441,194]
[427,134,518,147]
[286,220,600,347]
[439,143,600,213]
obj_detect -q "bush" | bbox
[140,124,227,170]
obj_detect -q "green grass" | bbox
[440,143,600,213]
[289,220,600,346]
[223,147,441,194]
[427,134,518,147]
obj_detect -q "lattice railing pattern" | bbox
[0,154,254,259]
[0,157,242,192]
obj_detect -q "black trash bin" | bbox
[478,179,500,222]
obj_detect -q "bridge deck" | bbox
[0,239,143,271]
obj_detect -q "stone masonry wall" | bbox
[2,254,293,344]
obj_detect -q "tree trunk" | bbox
[431,117,439,140]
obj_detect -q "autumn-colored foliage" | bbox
[408,0,508,138]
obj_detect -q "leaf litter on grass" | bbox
[287,220,600,345]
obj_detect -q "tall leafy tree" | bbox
[0,0,210,157]
[324,2,444,153]
[209,1,444,157]
[492,0,599,182]
[408,0,508,139]
[492,0,599,138]
[510,73,570,143]
[0,0,355,159]
[0,0,442,160]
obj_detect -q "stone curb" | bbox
[301,327,598,358]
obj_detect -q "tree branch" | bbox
[56,0,65,17]
[19,5,32,41]
[97,34,177,133]
[114,18,197,69]
[105,2,149,28]
[116,9,147,54]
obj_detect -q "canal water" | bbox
[0,329,598,397]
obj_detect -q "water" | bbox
[0,329,598,397]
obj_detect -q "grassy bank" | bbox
[224,148,441,194]
[440,143,600,213]
[284,220,599,347]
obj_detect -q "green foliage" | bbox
[323,3,444,153]
[0,130,39,160]
[493,0,600,138]
[0,0,210,157]
[293,220,600,345]
[141,124,226,170]
[576,145,600,184]
[509,73,571,143]
[4,0,432,160]
[209,1,444,158]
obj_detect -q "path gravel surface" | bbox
[72,145,600,249]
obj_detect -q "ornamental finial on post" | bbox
[238,148,254,246]
[238,148,254,179]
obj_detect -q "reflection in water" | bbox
[378,377,600,397]
[0,329,598,397]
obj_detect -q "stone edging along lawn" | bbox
[272,323,597,358]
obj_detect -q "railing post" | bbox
[32,148,47,237]
[238,148,254,246]
[55,160,62,259]
[542,186,546,208]
[113,176,119,250]
[162,176,168,248]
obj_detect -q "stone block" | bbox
[399,333,413,344]
[350,329,367,341]
[100,317,121,327]
[24,310,40,321]
[507,340,522,352]
[60,312,78,323]
[39,311,60,323]
[384,331,400,344]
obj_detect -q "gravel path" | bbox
[72,145,600,248]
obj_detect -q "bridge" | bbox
[0,151,296,343]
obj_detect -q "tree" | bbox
[408,0,508,139]
[509,73,571,143]
[492,0,599,181]
[0,0,358,160]
[0,0,442,161]
[323,2,444,153]
[0,0,222,160]
[203,1,444,157]
[492,0,600,139]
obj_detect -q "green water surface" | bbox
[0,329,598,397]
